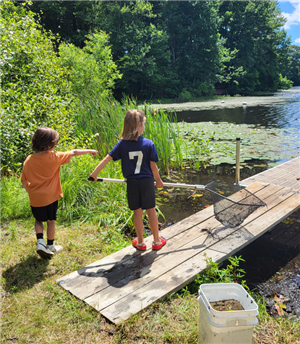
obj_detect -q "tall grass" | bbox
[72,94,185,174]
[1,156,132,237]
[1,176,32,220]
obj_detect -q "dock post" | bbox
[235,138,241,185]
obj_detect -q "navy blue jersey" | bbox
[109,136,159,179]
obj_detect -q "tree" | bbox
[286,45,300,86]
[219,0,291,94]
[151,1,222,98]
[0,1,74,172]
[25,0,102,48]
[93,1,173,100]
[59,30,121,100]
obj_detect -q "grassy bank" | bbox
[2,96,299,343]
[1,218,299,343]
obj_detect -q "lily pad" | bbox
[169,122,300,166]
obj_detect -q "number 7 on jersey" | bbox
[129,151,143,174]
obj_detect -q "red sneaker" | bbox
[152,236,167,250]
[132,237,147,251]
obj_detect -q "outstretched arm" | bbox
[89,154,113,181]
[71,149,98,157]
[150,161,164,188]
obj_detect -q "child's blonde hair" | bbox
[32,127,59,152]
[120,109,145,141]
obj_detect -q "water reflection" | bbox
[157,88,300,300]
[159,87,300,224]
[175,93,300,130]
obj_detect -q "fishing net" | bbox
[205,181,266,228]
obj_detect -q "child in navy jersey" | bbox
[89,109,166,250]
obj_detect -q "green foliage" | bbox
[59,30,121,100]
[278,73,293,89]
[180,255,248,295]
[195,255,247,287]
[26,0,294,99]
[1,176,31,220]
[26,0,103,48]
[153,1,221,98]
[106,1,172,100]
[176,255,247,296]
[178,88,193,101]
[72,90,185,174]
[219,1,292,95]
[0,1,74,173]
[286,45,300,86]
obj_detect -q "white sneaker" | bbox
[36,239,54,258]
[47,244,63,254]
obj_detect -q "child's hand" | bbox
[155,179,164,188]
[90,150,98,156]
[89,175,97,182]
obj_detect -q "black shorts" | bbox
[31,200,58,222]
[127,177,155,211]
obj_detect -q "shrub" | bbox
[0,1,74,173]
[59,31,121,101]
[278,73,293,89]
[178,88,193,101]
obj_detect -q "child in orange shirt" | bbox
[21,127,98,258]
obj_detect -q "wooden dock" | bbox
[57,158,300,324]
[241,156,300,191]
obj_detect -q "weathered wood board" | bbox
[57,180,300,324]
[241,156,300,191]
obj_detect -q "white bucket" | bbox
[198,283,258,344]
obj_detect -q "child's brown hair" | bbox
[120,109,146,141]
[31,127,59,152]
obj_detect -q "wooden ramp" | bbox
[57,181,300,324]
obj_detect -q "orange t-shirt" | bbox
[21,151,72,207]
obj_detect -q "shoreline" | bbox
[149,88,299,112]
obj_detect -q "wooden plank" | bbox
[210,193,300,257]
[84,185,294,320]
[55,156,300,324]
[57,182,268,297]
[241,157,300,191]
[99,191,299,323]
[57,183,267,290]
[99,248,227,323]
[246,193,300,237]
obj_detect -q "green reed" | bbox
[72,94,184,175]
[59,154,130,227]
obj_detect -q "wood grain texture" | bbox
[56,168,300,324]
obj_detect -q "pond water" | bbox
[175,90,300,130]
[156,87,300,318]
[159,87,300,223]
[175,88,300,165]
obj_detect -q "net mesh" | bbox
[205,181,266,228]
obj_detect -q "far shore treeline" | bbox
[1,0,300,175]
[25,0,300,99]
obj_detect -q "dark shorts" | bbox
[127,177,155,211]
[31,200,58,222]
